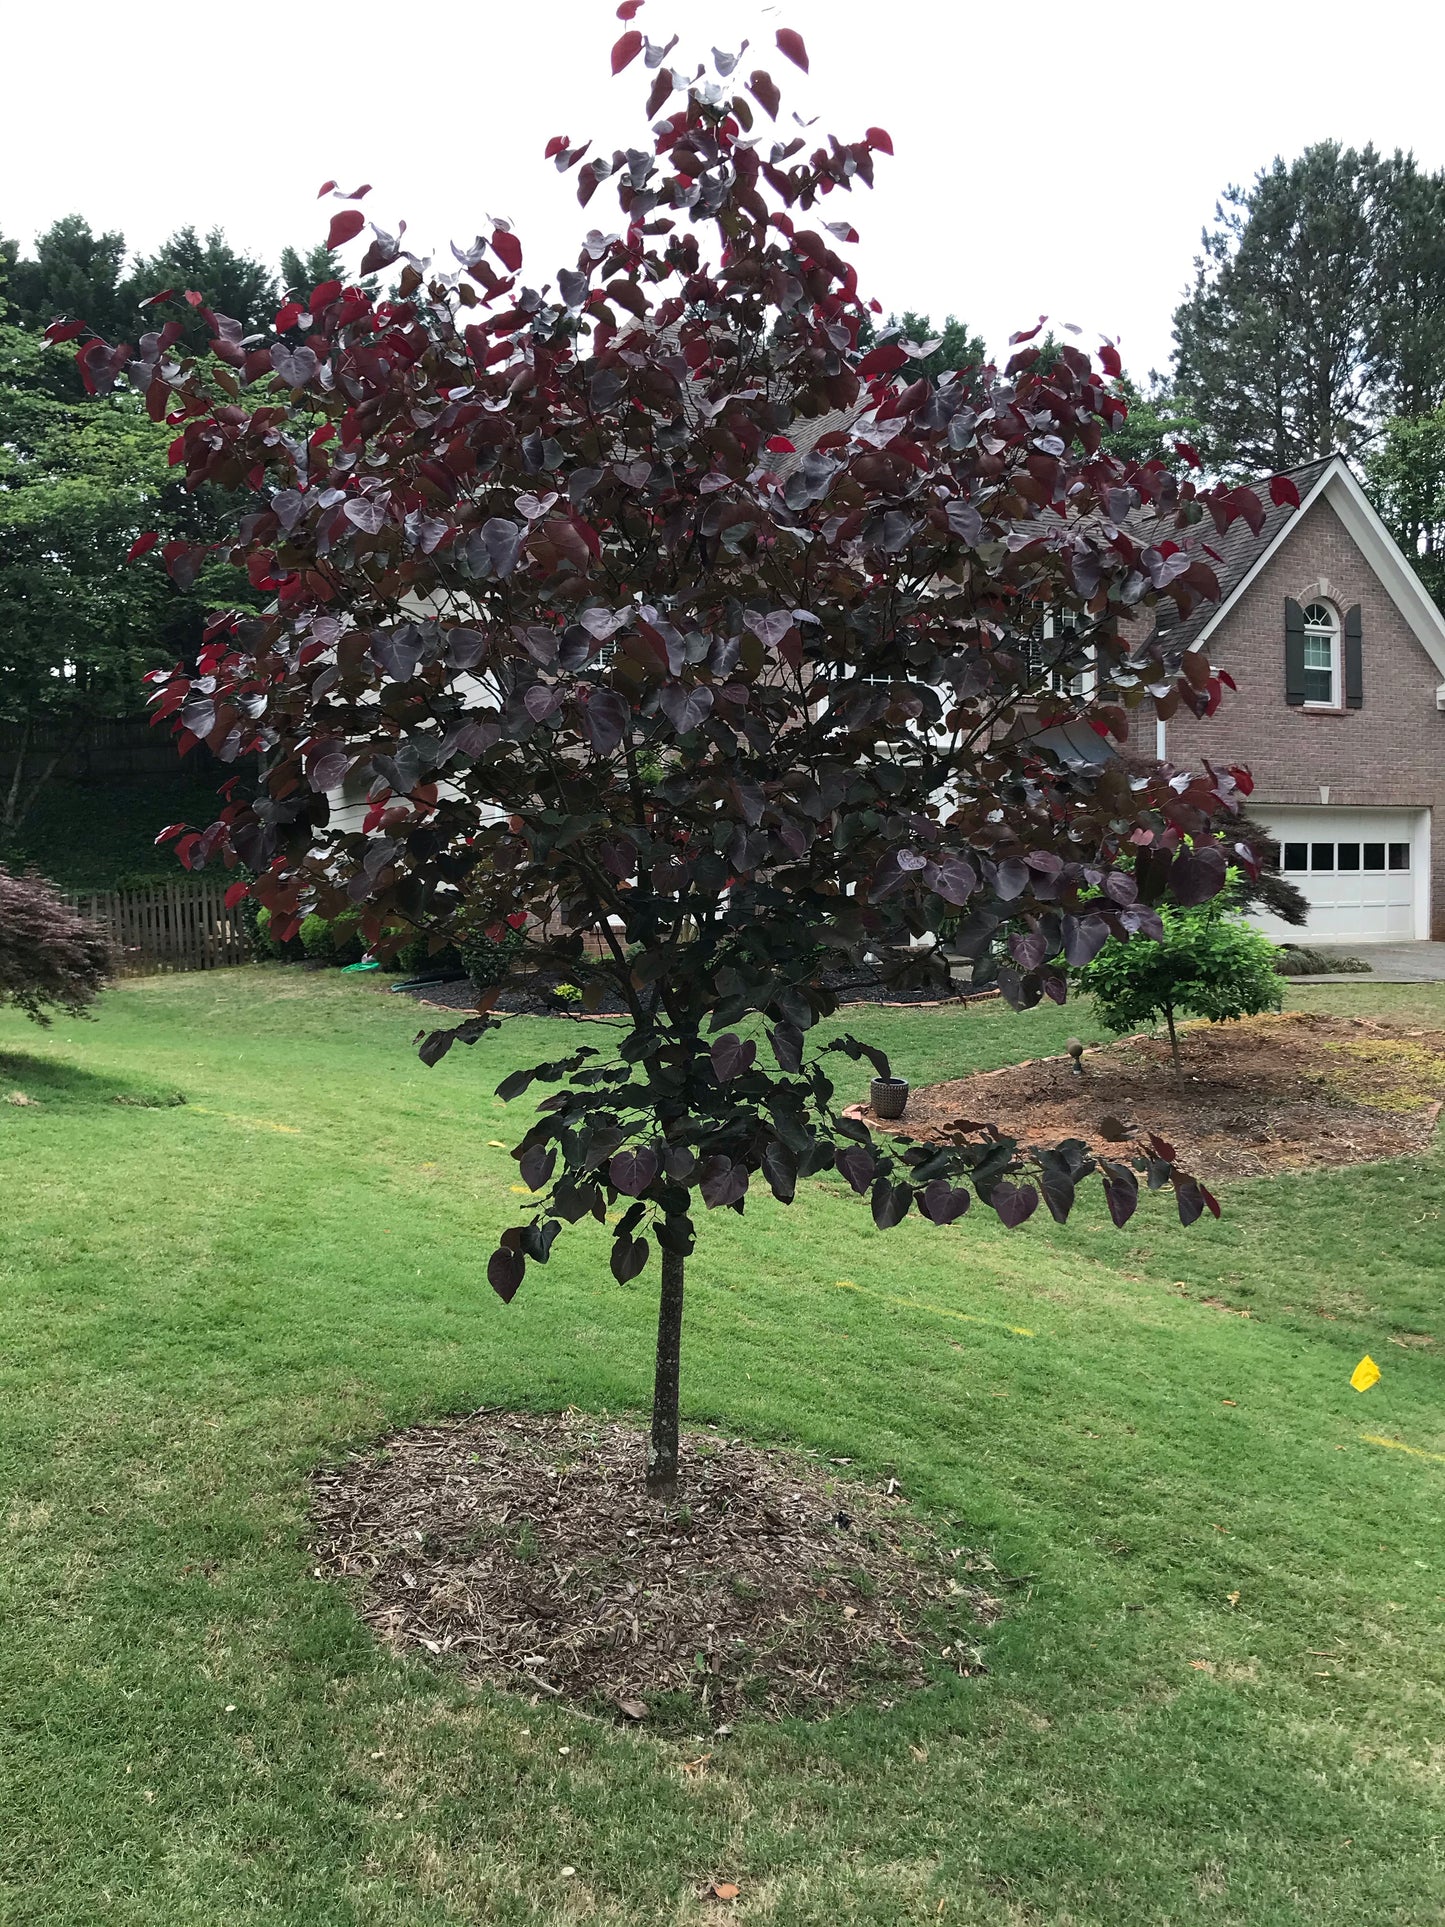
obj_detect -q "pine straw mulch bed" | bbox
[879,1011,1445,1182]
[309,1409,1005,1725]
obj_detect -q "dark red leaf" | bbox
[991,1181,1038,1228]
[765,435,797,453]
[616,0,644,15]
[126,532,159,562]
[775,27,808,70]
[488,1247,525,1302]
[326,209,365,250]
[609,1146,659,1196]
[1269,472,1301,509]
[747,68,780,117]
[224,881,249,909]
[865,127,893,154]
[1098,341,1122,379]
[491,228,523,272]
[611,28,643,72]
[857,342,907,379]
[316,179,337,198]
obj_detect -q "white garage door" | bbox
[1253,808,1429,943]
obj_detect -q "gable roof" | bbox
[1148,455,1335,653]
[1152,454,1445,689]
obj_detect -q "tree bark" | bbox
[1164,1004,1182,1078]
[646,1243,685,1500]
[2,724,29,837]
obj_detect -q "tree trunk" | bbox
[2,724,29,837]
[1164,1004,1182,1078]
[646,1244,685,1500]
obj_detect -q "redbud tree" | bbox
[61,19,1290,1496]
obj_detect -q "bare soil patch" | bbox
[887,1012,1445,1182]
[310,1409,1002,1724]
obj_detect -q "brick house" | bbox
[1153,454,1445,943]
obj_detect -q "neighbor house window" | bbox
[1302,602,1339,707]
[1025,610,1093,699]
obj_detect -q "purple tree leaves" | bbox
[94,24,1242,1311]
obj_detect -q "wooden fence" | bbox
[68,879,251,975]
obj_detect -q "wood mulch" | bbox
[880,1012,1445,1182]
[309,1409,1003,1724]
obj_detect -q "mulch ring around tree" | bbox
[309,1409,1005,1725]
[881,1011,1445,1182]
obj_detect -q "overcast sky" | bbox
[6,0,1444,380]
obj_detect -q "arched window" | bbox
[1301,601,1339,707]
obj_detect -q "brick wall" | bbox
[1164,494,1445,937]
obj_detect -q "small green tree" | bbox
[1078,897,1282,1075]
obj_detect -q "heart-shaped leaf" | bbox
[918,1180,971,1224]
[488,1247,525,1302]
[835,1146,875,1195]
[659,684,714,735]
[326,208,365,250]
[991,1181,1039,1228]
[609,1146,659,1196]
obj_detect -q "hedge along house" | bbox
[1151,454,1445,944]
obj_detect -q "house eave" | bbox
[1187,455,1445,685]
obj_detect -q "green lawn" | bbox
[2,969,1443,1926]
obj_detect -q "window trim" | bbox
[1301,600,1341,710]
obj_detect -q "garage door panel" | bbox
[1253,808,1426,944]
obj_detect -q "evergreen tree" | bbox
[278,241,341,298]
[128,226,277,335]
[883,311,985,383]
[1172,143,1385,472]
[6,215,132,344]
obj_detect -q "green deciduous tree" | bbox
[1078,895,1283,1075]
[1366,404,1445,611]
[0,310,242,841]
[1101,371,1205,469]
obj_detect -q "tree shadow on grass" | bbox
[0,1050,185,1112]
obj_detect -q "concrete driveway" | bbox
[1296,942,1445,983]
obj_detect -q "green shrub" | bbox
[253,906,306,962]
[459,919,527,990]
[1274,945,1372,977]
[1077,896,1283,1074]
[551,980,583,1006]
[389,927,464,976]
[299,911,365,966]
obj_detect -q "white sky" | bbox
[6,0,1444,381]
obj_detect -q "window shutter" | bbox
[1285,598,1306,705]
[1344,603,1363,708]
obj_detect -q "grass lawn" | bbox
[2,968,1444,1925]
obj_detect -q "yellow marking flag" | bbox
[1351,1355,1382,1392]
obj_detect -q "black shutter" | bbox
[1285,598,1306,705]
[1344,603,1363,708]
